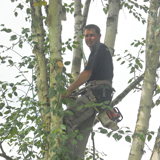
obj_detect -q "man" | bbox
[63,24,114,159]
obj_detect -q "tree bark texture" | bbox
[104,0,120,56]
[48,0,63,159]
[71,0,82,80]
[128,1,160,159]
[81,0,91,30]
[150,127,160,160]
[71,0,91,80]
[30,1,50,159]
[145,0,159,67]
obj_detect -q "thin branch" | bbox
[1,45,23,58]
[0,143,14,160]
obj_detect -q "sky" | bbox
[0,0,160,160]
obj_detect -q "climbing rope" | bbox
[77,28,87,67]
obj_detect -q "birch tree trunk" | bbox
[30,1,50,159]
[150,127,160,160]
[71,0,82,80]
[128,1,160,159]
[47,0,63,159]
[71,0,91,80]
[104,0,120,56]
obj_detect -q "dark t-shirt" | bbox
[84,43,113,82]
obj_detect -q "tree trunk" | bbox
[150,127,160,160]
[71,0,91,80]
[30,1,50,159]
[145,0,158,67]
[128,1,160,159]
[47,0,63,159]
[71,0,82,80]
[104,0,120,56]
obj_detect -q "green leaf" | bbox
[60,124,66,130]
[121,61,125,65]
[113,133,119,140]
[10,127,18,137]
[0,112,2,116]
[17,3,24,10]
[65,110,74,115]
[8,93,12,98]
[27,63,34,69]
[14,12,18,17]
[150,131,155,135]
[64,61,71,65]
[72,139,77,145]
[100,128,108,134]
[10,35,17,41]
[13,92,18,96]
[49,86,57,99]
[77,134,84,140]
[117,57,121,61]
[101,105,108,109]
[56,86,66,94]
[0,103,5,110]
[77,105,84,111]
[147,134,152,141]
[118,130,124,134]
[1,28,12,33]
[107,131,113,137]
[125,135,131,143]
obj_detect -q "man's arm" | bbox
[62,69,92,98]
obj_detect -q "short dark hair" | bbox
[83,24,101,35]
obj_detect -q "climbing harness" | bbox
[70,80,123,131]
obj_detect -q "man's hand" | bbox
[61,70,92,99]
[61,89,71,99]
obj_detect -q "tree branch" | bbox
[111,73,144,107]
[111,62,160,107]
[0,143,14,160]
[81,0,91,30]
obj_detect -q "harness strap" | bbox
[86,86,97,102]
[87,80,112,88]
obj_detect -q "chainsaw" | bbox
[98,107,123,131]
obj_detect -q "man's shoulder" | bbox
[94,43,109,52]
[93,43,110,57]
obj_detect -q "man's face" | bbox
[84,28,101,50]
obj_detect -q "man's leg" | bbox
[73,111,96,160]
[63,93,96,159]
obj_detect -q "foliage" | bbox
[103,0,149,25]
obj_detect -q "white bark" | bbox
[145,0,159,67]
[81,0,91,29]
[30,1,50,159]
[71,0,82,80]
[128,1,160,159]
[48,0,63,159]
[104,0,120,56]
[71,0,91,80]
[150,127,160,160]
